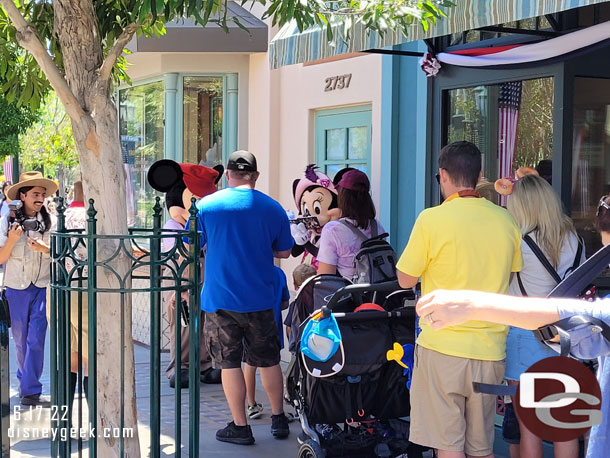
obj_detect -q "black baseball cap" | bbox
[227,150,257,172]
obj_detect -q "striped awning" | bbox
[269,0,610,68]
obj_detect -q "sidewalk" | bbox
[8,334,300,457]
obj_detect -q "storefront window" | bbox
[183,76,223,166]
[572,77,610,254]
[119,81,164,228]
[446,77,554,203]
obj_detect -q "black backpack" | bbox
[340,220,397,284]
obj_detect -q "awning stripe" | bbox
[269,0,610,69]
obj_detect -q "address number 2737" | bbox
[324,74,352,92]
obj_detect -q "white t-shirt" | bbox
[508,231,585,297]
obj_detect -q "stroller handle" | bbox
[323,280,410,314]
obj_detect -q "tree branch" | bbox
[99,22,139,82]
[0,0,85,122]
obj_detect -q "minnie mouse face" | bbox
[300,186,340,230]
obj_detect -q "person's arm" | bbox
[416,289,563,330]
[397,271,418,288]
[274,249,291,259]
[0,225,23,264]
[317,262,336,275]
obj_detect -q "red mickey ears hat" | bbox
[147,159,223,199]
[179,163,220,198]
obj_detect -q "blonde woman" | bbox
[505,174,583,458]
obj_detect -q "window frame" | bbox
[314,104,373,179]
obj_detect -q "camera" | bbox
[8,200,44,233]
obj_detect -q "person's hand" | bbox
[27,237,49,254]
[291,222,309,245]
[7,225,23,244]
[416,289,477,330]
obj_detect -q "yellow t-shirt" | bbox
[397,197,522,361]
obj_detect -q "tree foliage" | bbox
[19,92,78,174]
[0,94,38,159]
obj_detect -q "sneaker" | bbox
[215,421,255,445]
[169,369,189,389]
[247,402,264,419]
[21,394,51,408]
[271,413,290,439]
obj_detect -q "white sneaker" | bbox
[247,402,264,419]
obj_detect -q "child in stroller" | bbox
[284,275,429,458]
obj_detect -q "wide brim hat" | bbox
[7,171,59,201]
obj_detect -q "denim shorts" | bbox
[505,326,557,381]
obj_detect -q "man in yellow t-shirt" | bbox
[397,141,522,458]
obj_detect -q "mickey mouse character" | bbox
[147,159,223,388]
[291,164,341,268]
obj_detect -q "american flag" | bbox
[3,157,13,184]
[497,81,522,181]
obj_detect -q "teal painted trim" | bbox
[380,53,399,249]
[387,41,429,253]
[314,106,372,177]
[164,73,179,162]
[225,73,239,162]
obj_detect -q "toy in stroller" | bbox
[285,276,427,458]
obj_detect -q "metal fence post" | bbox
[87,200,97,458]
[150,198,162,458]
[188,199,201,457]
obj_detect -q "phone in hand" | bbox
[180,299,189,327]
[290,216,320,230]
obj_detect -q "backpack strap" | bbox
[566,236,584,276]
[523,234,562,284]
[516,272,528,297]
[533,315,610,357]
[339,219,368,242]
[369,220,378,238]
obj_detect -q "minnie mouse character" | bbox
[291,164,341,268]
[147,159,223,388]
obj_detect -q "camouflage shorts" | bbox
[204,309,280,369]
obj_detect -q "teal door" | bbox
[315,105,372,180]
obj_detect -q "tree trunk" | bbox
[52,2,141,456]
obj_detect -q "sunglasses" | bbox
[597,195,610,217]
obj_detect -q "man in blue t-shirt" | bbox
[189,150,293,446]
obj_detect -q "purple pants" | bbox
[6,284,47,397]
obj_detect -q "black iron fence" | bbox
[0,197,202,457]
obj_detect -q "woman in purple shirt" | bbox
[317,170,384,281]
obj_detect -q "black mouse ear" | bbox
[213,165,224,185]
[292,179,300,199]
[147,160,183,192]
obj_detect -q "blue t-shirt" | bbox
[186,187,293,313]
[274,267,290,349]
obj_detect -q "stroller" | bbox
[285,275,426,458]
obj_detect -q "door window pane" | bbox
[326,129,347,160]
[348,126,368,160]
[446,78,554,200]
[183,76,223,166]
[119,81,164,228]
[572,77,610,255]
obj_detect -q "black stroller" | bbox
[285,275,426,458]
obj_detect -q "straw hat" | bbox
[7,171,59,201]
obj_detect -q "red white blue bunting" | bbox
[420,20,610,77]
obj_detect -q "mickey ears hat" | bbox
[293,164,337,209]
[147,159,223,198]
[494,166,538,196]
[300,311,344,378]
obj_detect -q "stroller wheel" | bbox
[297,439,325,458]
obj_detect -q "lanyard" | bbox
[443,190,481,204]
